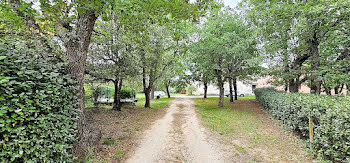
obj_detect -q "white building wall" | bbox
[193,81,255,95]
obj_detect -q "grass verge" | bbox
[194,97,312,162]
[195,97,258,135]
[136,96,174,109]
[85,96,174,162]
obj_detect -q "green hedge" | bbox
[0,44,79,162]
[254,88,350,162]
[120,87,135,99]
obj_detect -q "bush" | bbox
[0,43,79,162]
[90,86,103,106]
[84,85,93,100]
[120,87,135,99]
[254,88,350,162]
[186,85,197,95]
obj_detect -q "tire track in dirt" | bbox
[127,98,230,163]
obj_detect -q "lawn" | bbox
[224,95,256,100]
[136,94,174,109]
[85,93,174,109]
[194,97,311,162]
[85,93,174,162]
[195,97,258,135]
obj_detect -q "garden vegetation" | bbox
[0,41,79,162]
[255,88,350,162]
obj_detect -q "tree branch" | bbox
[9,0,54,53]
[290,53,311,70]
[85,70,115,83]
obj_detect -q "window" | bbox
[252,85,256,91]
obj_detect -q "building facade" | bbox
[192,76,348,96]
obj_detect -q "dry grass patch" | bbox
[195,97,313,162]
[85,97,173,162]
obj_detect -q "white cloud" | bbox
[222,0,240,7]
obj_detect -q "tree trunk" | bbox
[144,88,151,108]
[229,78,234,103]
[309,32,321,94]
[281,37,290,93]
[218,81,224,108]
[214,68,224,107]
[113,77,122,111]
[8,0,100,157]
[325,87,332,95]
[151,84,155,99]
[339,84,344,94]
[65,11,101,157]
[204,82,208,98]
[284,81,288,92]
[233,78,238,100]
[334,87,339,95]
[166,81,171,98]
[142,66,151,108]
[289,79,299,93]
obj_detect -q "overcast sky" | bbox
[222,0,240,7]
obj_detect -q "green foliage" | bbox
[100,87,113,98]
[135,95,174,109]
[189,9,259,106]
[87,17,139,86]
[102,137,115,146]
[254,88,350,162]
[186,85,197,95]
[115,149,124,159]
[120,88,135,99]
[91,86,103,105]
[195,97,257,135]
[0,42,78,162]
[244,0,350,91]
[91,85,113,98]
[190,9,259,77]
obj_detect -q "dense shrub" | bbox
[90,86,114,99]
[0,43,79,162]
[91,86,103,106]
[254,88,350,162]
[84,85,93,101]
[120,87,135,99]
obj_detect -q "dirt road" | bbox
[127,98,230,163]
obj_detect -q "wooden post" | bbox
[309,117,314,141]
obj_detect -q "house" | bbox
[192,76,348,96]
[192,80,257,96]
[256,76,348,96]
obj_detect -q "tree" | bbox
[137,18,197,107]
[6,0,103,155]
[87,15,138,111]
[244,0,350,95]
[190,9,258,107]
[6,0,216,155]
[187,62,215,98]
[157,61,187,98]
[187,85,197,95]
[158,21,195,98]
[138,24,177,107]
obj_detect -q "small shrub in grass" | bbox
[84,85,93,100]
[0,43,79,162]
[102,137,115,146]
[120,87,136,99]
[115,149,124,159]
[91,86,103,106]
[254,88,350,162]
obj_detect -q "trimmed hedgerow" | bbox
[0,43,79,162]
[254,88,350,162]
[120,87,136,99]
